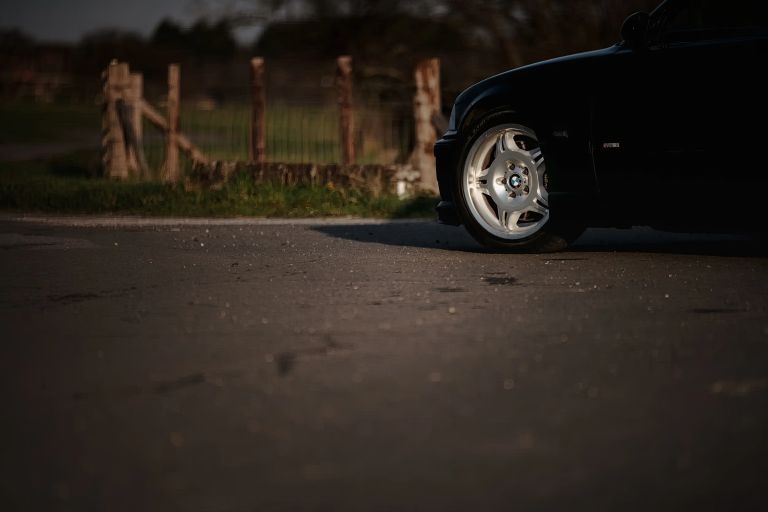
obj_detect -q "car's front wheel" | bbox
[454,115,582,252]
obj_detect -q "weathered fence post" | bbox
[411,58,441,193]
[129,74,143,145]
[336,56,355,165]
[249,57,266,164]
[125,72,149,178]
[102,60,130,179]
[163,64,181,183]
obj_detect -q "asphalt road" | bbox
[2,216,768,511]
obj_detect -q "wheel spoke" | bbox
[532,183,550,209]
[469,178,490,196]
[496,130,518,157]
[527,199,549,216]
[507,211,523,231]
[506,132,519,151]
[535,181,549,202]
[495,132,508,156]
[497,207,508,228]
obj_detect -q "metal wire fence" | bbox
[136,99,413,178]
[2,60,417,176]
[134,60,416,173]
[176,101,412,164]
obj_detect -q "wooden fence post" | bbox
[163,63,181,183]
[249,57,266,164]
[336,56,355,165]
[125,72,149,178]
[411,58,441,193]
[130,74,143,144]
[102,61,130,179]
[100,67,111,177]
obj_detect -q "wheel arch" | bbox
[459,88,598,199]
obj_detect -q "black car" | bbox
[434,0,768,251]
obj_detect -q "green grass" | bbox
[0,151,437,218]
[1,101,409,166]
[0,102,426,218]
[0,102,99,144]
[178,102,409,165]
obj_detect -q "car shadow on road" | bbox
[313,221,768,257]
[572,228,768,257]
[311,221,488,253]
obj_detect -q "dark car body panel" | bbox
[435,0,768,230]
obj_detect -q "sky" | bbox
[0,0,261,43]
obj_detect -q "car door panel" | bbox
[592,0,768,228]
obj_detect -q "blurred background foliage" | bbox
[1,0,660,108]
[0,0,660,214]
[0,0,659,179]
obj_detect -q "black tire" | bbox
[452,112,584,252]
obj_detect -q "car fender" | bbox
[458,81,597,199]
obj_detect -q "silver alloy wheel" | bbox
[462,124,549,240]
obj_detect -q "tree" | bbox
[188,19,237,57]
[235,0,661,68]
[151,18,237,58]
[74,29,148,73]
[151,19,186,47]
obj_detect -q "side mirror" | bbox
[621,11,650,50]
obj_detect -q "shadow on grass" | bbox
[48,154,100,178]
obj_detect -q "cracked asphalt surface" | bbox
[1,216,768,511]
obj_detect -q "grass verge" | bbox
[0,151,437,218]
[0,102,98,144]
